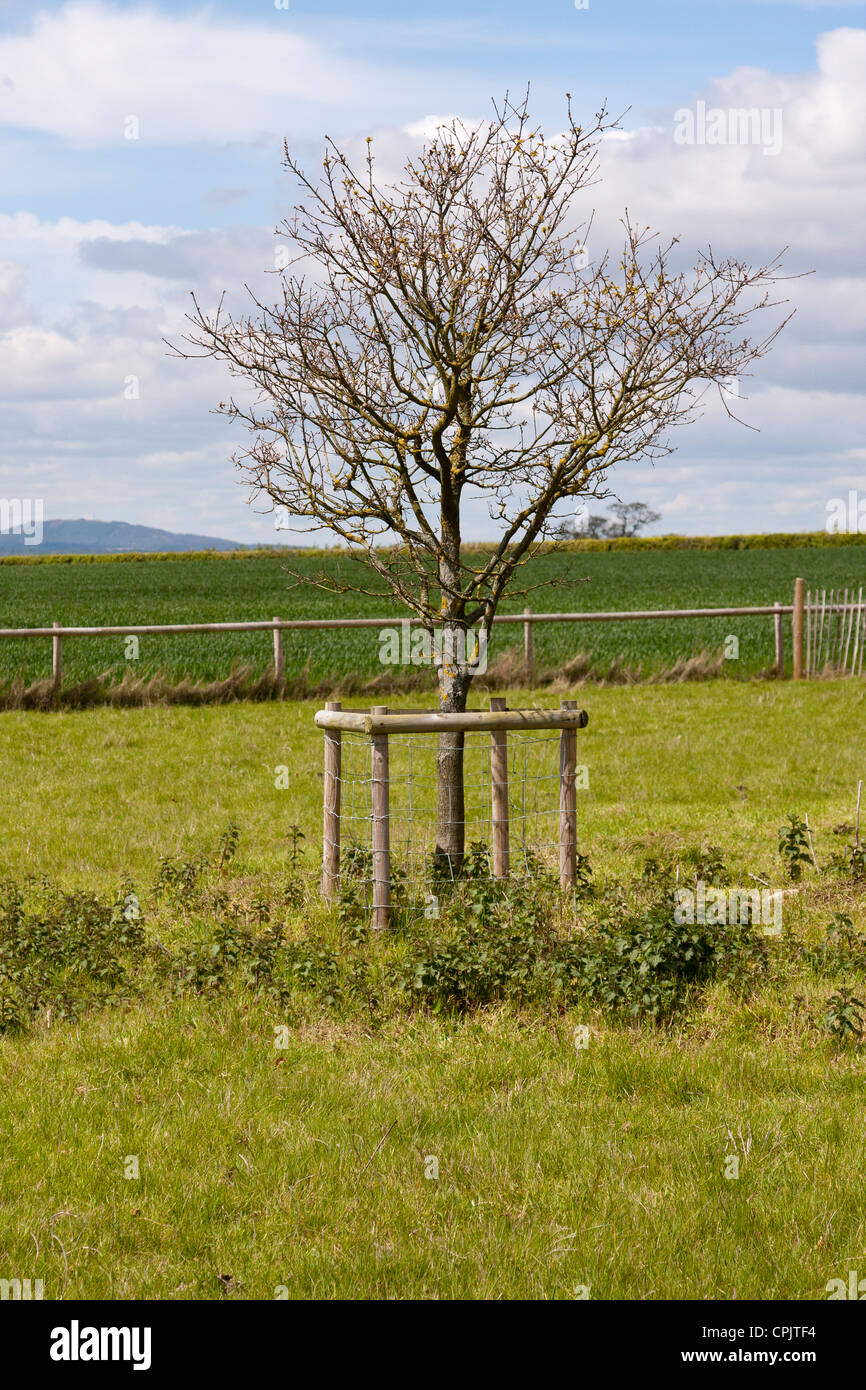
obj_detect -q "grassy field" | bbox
[2,680,866,1299]
[1,544,865,689]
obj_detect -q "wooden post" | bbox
[774,602,784,678]
[322,700,341,899]
[52,620,62,693]
[490,697,510,878]
[523,607,534,687]
[371,705,391,929]
[273,617,285,694]
[792,578,805,680]
[559,698,578,889]
[851,587,864,679]
[805,589,812,678]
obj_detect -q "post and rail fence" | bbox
[0,579,861,689]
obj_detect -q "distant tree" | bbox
[558,502,660,539]
[605,501,662,538]
[177,92,789,871]
[581,513,614,538]
[557,510,614,539]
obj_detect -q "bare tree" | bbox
[557,511,613,539]
[606,501,662,537]
[582,515,613,538]
[176,92,790,871]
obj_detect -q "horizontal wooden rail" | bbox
[314,707,590,735]
[0,619,346,638]
[6,582,850,692]
[0,605,814,641]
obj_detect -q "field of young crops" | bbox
[1,544,864,687]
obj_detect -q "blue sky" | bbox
[1,0,865,541]
[4,0,860,227]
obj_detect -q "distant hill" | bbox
[0,519,253,555]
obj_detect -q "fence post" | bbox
[774,602,784,678]
[322,700,341,899]
[523,607,534,687]
[793,578,805,680]
[52,620,62,694]
[852,587,864,679]
[371,705,391,930]
[559,698,578,889]
[490,697,510,878]
[272,617,285,695]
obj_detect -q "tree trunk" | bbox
[435,384,474,876]
[434,624,474,877]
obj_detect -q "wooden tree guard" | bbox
[322,700,341,898]
[559,699,578,889]
[314,702,589,926]
[370,705,391,930]
[490,697,510,878]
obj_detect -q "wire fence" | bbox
[329,727,570,915]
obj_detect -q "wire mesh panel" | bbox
[332,726,567,915]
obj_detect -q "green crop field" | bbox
[1,543,865,692]
[2,681,866,1299]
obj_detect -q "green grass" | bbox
[0,679,862,887]
[4,1004,866,1300]
[2,680,866,1299]
[1,544,864,687]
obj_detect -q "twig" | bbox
[50,1227,70,1299]
[355,1120,397,1186]
[804,814,820,872]
[856,780,862,849]
[149,938,179,960]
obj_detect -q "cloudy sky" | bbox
[1,0,864,542]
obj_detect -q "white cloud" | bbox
[404,114,470,139]
[1,19,865,536]
[0,1,418,145]
[0,260,34,327]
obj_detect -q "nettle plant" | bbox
[778,813,812,881]
[0,877,146,1034]
[824,986,866,1044]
